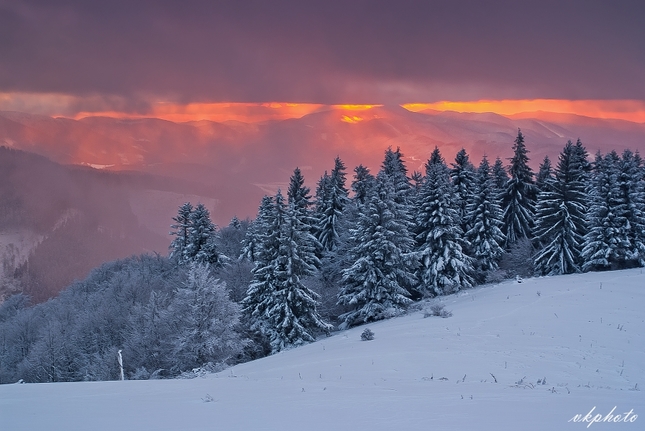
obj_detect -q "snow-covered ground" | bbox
[1,269,643,430]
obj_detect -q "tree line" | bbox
[1,130,643,383]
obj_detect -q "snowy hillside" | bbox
[1,269,643,431]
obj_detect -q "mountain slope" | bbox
[0,147,217,302]
[1,269,642,430]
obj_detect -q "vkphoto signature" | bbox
[569,406,638,428]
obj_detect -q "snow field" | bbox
[1,269,643,430]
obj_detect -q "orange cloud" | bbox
[402,100,645,123]
[2,92,644,124]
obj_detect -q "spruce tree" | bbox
[351,164,375,206]
[316,157,349,251]
[536,156,554,193]
[287,167,318,246]
[338,173,416,328]
[380,147,411,206]
[492,157,509,193]
[450,148,477,232]
[416,147,474,296]
[287,167,312,213]
[240,196,274,262]
[242,194,283,337]
[243,191,330,352]
[533,141,588,275]
[169,202,193,265]
[265,201,331,352]
[465,156,506,279]
[616,150,645,266]
[185,203,225,267]
[581,152,626,271]
[501,129,536,246]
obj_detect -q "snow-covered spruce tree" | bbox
[616,149,645,266]
[351,164,376,206]
[287,167,319,243]
[501,129,537,247]
[240,196,274,262]
[380,146,411,207]
[172,264,242,371]
[450,148,477,233]
[464,156,506,280]
[185,203,226,267]
[378,147,419,297]
[416,147,474,296]
[536,155,554,193]
[316,157,349,252]
[533,140,588,275]
[243,191,330,353]
[242,193,283,336]
[492,157,509,193]
[581,152,627,271]
[338,173,416,328]
[169,202,193,265]
[217,216,247,262]
[287,167,312,214]
[410,170,424,195]
[266,202,331,352]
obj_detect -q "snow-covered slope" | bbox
[1,269,643,430]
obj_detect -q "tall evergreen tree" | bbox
[465,156,506,279]
[287,167,312,212]
[351,164,375,206]
[169,202,193,264]
[416,147,474,296]
[536,155,554,193]
[266,201,331,352]
[616,150,645,266]
[241,196,274,262]
[450,148,477,232]
[316,157,349,251]
[380,147,411,206]
[338,173,416,328]
[243,191,330,352]
[287,167,318,244]
[492,157,509,192]
[581,152,627,271]
[501,129,536,246]
[185,203,225,267]
[242,194,283,338]
[533,141,588,275]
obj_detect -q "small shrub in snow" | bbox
[424,303,453,318]
[485,269,508,284]
[361,328,375,341]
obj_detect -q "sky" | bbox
[1,0,644,121]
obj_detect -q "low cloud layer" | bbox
[1,0,643,107]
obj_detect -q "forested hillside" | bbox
[2,132,644,383]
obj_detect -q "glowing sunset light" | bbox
[402,100,645,123]
[332,104,382,111]
[340,115,364,124]
[75,102,326,123]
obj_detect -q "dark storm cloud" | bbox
[1,0,644,105]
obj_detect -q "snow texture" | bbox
[1,269,643,431]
